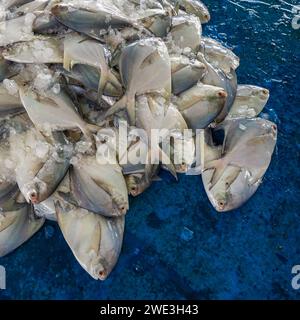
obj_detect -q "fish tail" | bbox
[104,95,127,119]
[97,71,108,103]
[87,123,101,133]
[63,53,73,71]
[79,123,100,140]
[127,95,136,125]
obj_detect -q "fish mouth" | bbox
[27,190,39,204]
[260,89,269,100]
[129,186,139,197]
[98,270,107,280]
[119,205,127,214]
[93,259,108,281]
[176,163,188,173]
[216,200,226,212]
[218,90,227,98]
[204,14,210,22]
[271,124,277,138]
[126,176,140,196]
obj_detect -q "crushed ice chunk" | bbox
[35,142,50,159]
[0,6,6,22]
[44,225,55,239]
[180,227,194,242]
[75,140,93,154]
[133,248,140,255]
[33,69,53,93]
[3,79,19,96]
[52,83,60,95]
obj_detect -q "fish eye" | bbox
[99,270,106,279]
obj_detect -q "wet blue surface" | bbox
[0,0,300,300]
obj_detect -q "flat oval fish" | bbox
[19,86,98,138]
[0,14,36,47]
[0,204,44,257]
[199,37,240,74]
[2,36,64,64]
[51,1,135,41]
[106,37,172,124]
[202,118,277,212]
[55,199,124,280]
[226,85,270,119]
[69,154,129,216]
[168,14,202,51]
[175,83,227,129]
[174,0,211,23]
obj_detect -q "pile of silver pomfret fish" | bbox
[0,0,277,280]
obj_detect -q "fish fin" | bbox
[247,169,264,186]
[224,166,241,191]
[106,70,123,96]
[79,123,100,140]
[159,148,178,180]
[144,163,153,183]
[97,70,107,103]
[57,191,78,207]
[63,53,72,71]
[104,95,127,119]
[204,158,227,190]
[174,0,180,14]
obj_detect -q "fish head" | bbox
[141,11,172,38]
[181,0,211,23]
[169,14,202,51]
[211,191,231,212]
[115,201,128,215]
[205,167,237,212]
[258,88,270,102]
[126,173,147,196]
[192,60,207,73]
[177,85,227,129]
[266,121,277,139]
[204,166,261,212]
[51,4,69,19]
[90,257,109,281]
[22,179,47,204]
